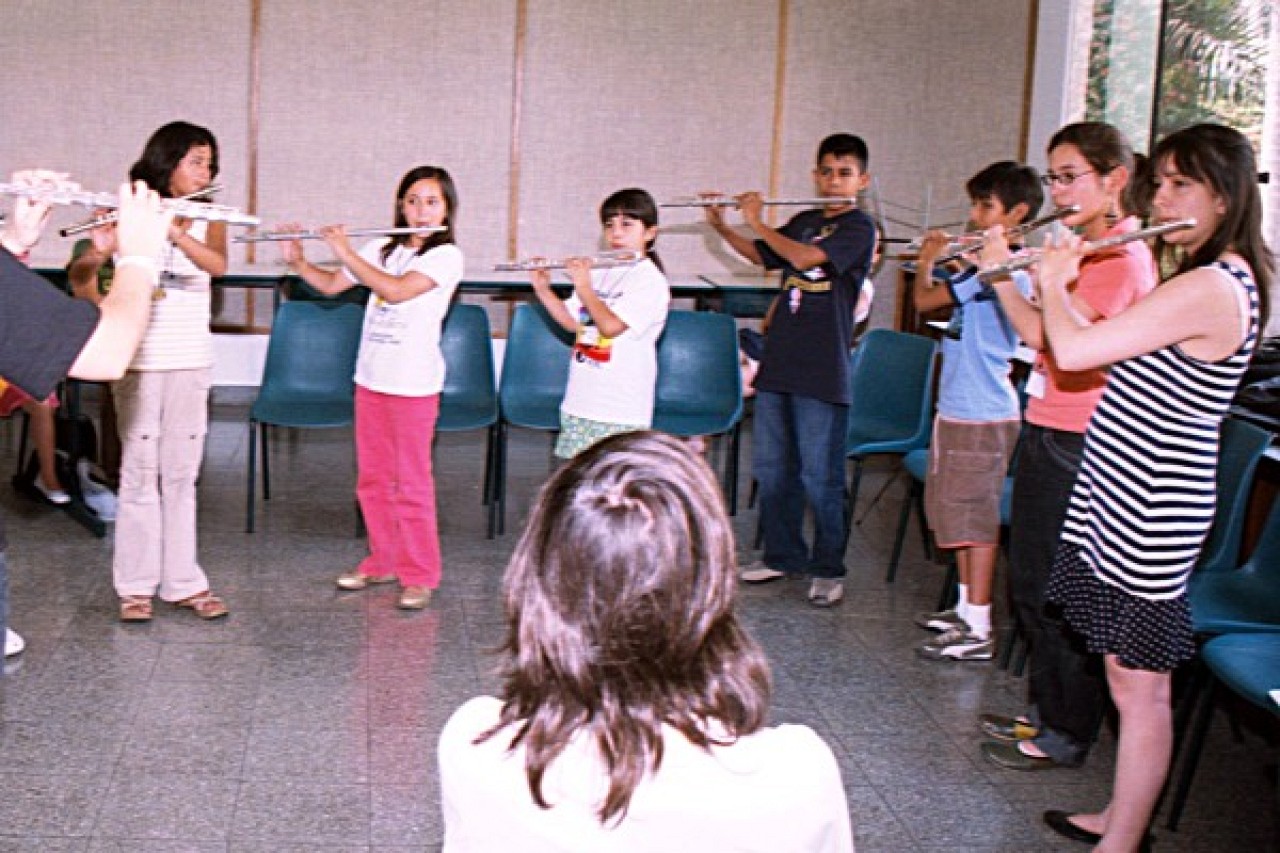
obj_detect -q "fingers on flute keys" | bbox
[115,180,172,259]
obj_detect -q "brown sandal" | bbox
[174,590,228,620]
[119,596,153,623]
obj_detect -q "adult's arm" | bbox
[67,183,175,380]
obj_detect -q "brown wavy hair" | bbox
[480,430,771,825]
[1152,123,1272,326]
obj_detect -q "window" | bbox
[1084,0,1272,153]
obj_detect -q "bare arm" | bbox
[1039,233,1245,370]
[702,192,765,266]
[324,227,437,304]
[981,226,1098,351]
[739,192,828,270]
[529,266,579,333]
[69,183,175,380]
[566,257,626,338]
[911,231,956,313]
[170,219,227,278]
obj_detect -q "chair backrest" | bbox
[652,310,742,437]
[846,329,939,450]
[255,300,364,405]
[1233,496,1280,581]
[499,303,574,431]
[438,304,498,432]
[1197,418,1273,573]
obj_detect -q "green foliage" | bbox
[1087,0,1270,149]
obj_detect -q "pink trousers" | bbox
[354,386,442,588]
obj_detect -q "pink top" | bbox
[1025,218,1158,433]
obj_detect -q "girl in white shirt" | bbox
[439,431,853,851]
[530,188,670,458]
[281,166,464,611]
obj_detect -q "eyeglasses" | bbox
[1040,170,1096,187]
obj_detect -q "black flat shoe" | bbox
[1043,810,1155,850]
[1043,810,1100,844]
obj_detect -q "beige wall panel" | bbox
[780,0,1032,237]
[517,0,779,276]
[255,0,516,270]
[0,0,253,266]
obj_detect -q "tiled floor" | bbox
[0,400,1276,851]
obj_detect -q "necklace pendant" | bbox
[152,286,166,302]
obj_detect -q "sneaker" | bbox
[34,476,70,505]
[917,628,994,661]
[914,608,967,632]
[807,578,845,608]
[739,561,788,584]
[978,713,1040,742]
[4,628,24,657]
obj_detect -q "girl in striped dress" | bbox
[1036,123,1271,852]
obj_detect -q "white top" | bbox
[127,220,213,371]
[439,695,854,853]
[346,239,464,396]
[560,259,670,426]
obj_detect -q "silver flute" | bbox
[978,219,1196,281]
[660,196,859,208]
[44,184,258,237]
[930,206,1081,264]
[235,225,446,243]
[494,249,643,272]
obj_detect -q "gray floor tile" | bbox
[0,404,1274,849]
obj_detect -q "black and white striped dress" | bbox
[1047,261,1260,671]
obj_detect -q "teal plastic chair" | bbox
[437,304,500,538]
[843,329,939,536]
[246,301,365,532]
[652,310,743,512]
[1167,632,1280,829]
[493,303,574,535]
[1194,418,1272,574]
[1189,498,1280,636]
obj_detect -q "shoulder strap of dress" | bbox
[1208,261,1258,350]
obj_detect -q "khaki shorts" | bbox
[924,416,1021,548]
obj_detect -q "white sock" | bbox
[956,583,970,621]
[967,604,992,640]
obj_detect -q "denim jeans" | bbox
[753,391,849,578]
[1008,424,1107,764]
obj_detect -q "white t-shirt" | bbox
[127,220,213,371]
[560,259,670,426]
[346,239,464,396]
[439,695,854,853]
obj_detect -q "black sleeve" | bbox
[0,248,101,400]
[815,212,875,277]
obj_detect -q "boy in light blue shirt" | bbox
[911,162,1043,661]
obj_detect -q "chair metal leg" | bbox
[494,421,509,537]
[481,423,497,508]
[885,480,919,583]
[915,489,933,560]
[246,419,257,533]
[856,463,902,525]
[1166,676,1218,830]
[260,422,272,501]
[483,424,498,539]
[726,421,742,516]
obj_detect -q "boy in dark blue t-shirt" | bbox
[706,133,876,607]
